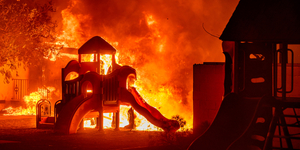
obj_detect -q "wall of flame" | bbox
[52,0,240,130]
[3,0,240,131]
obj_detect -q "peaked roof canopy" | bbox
[78,36,116,54]
[219,0,300,43]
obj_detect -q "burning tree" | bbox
[0,0,60,83]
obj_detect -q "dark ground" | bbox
[0,116,195,150]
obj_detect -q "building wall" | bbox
[193,62,224,135]
[0,63,29,110]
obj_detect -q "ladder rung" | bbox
[278,124,300,127]
[272,147,300,150]
[277,124,300,127]
[283,115,300,118]
[273,135,300,139]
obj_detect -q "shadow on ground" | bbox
[0,116,195,150]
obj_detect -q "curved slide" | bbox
[188,93,261,150]
[128,87,180,132]
[55,88,179,134]
[54,94,101,134]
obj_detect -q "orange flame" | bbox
[56,3,195,131]
[57,0,91,48]
[100,54,112,75]
[3,87,55,116]
[81,54,95,62]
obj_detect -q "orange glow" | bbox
[86,90,92,93]
[100,54,112,75]
[83,118,97,128]
[145,14,156,26]
[119,105,130,128]
[60,53,78,60]
[65,71,79,81]
[115,52,120,65]
[57,0,91,48]
[55,4,195,131]
[103,113,113,128]
[82,105,163,131]
[83,113,114,129]
[81,54,95,62]
[3,87,56,116]
[79,54,113,75]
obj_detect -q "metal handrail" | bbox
[276,48,294,94]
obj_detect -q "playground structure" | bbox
[36,36,179,134]
[189,1,300,150]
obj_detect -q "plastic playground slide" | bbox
[129,87,180,132]
[54,94,100,134]
[54,88,179,134]
[188,93,261,150]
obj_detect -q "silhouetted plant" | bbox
[159,115,192,146]
[172,114,187,130]
[148,115,194,148]
[0,0,60,83]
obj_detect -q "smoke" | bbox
[50,0,239,127]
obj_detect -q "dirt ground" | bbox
[0,116,195,150]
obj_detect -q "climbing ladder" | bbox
[265,44,300,150]
[229,42,300,150]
